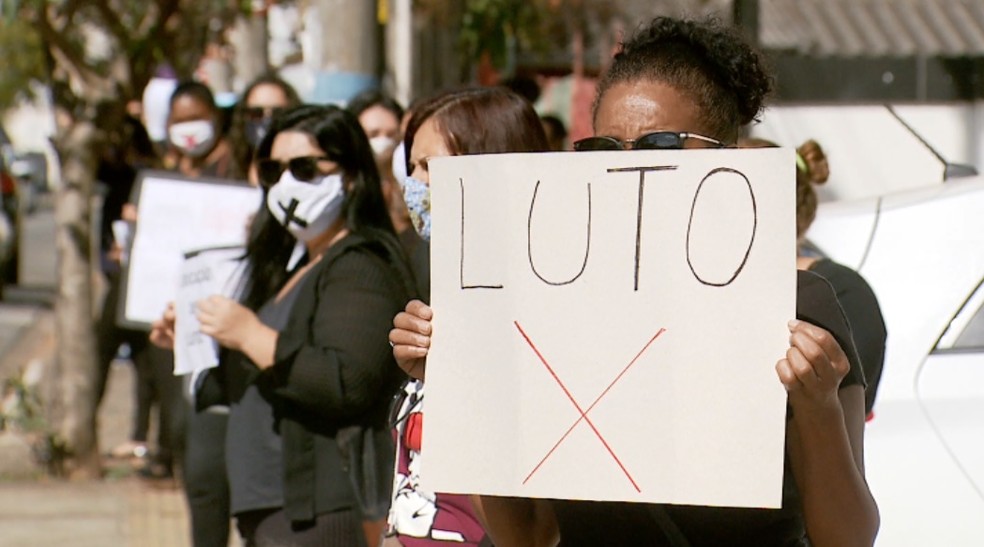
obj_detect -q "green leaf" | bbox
[0,18,48,111]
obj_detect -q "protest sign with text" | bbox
[173,246,247,379]
[422,148,795,508]
[119,170,261,328]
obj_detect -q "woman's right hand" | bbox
[149,302,177,349]
[389,300,432,380]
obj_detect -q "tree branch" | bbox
[30,3,101,83]
[62,0,86,24]
[92,0,134,51]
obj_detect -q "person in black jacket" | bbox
[153,105,415,546]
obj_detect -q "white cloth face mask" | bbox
[369,136,397,158]
[391,141,408,188]
[266,171,346,242]
[168,120,216,158]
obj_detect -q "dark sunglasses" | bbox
[245,106,285,121]
[574,131,726,151]
[257,156,332,187]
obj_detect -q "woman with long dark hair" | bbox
[154,104,415,546]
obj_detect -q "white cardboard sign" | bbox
[119,171,261,328]
[422,148,796,508]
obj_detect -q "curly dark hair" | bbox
[594,17,773,143]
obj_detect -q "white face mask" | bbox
[266,171,346,242]
[391,141,408,188]
[168,120,216,158]
[369,135,396,158]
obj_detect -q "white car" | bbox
[808,177,984,546]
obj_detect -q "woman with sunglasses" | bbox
[391,17,879,547]
[157,104,416,546]
[229,74,302,184]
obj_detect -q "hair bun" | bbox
[797,140,829,185]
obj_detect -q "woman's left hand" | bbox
[775,319,850,413]
[197,295,261,351]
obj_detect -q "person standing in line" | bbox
[163,80,238,547]
[96,113,160,464]
[154,104,416,546]
[793,140,886,417]
[381,86,550,547]
[150,76,300,547]
[347,91,416,246]
[740,136,887,419]
[390,16,879,547]
[229,74,302,184]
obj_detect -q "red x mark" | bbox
[514,321,666,493]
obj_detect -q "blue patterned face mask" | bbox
[402,176,431,241]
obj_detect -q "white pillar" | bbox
[305,0,379,105]
[385,0,414,106]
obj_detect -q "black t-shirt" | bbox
[809,258,886,414]
[553,270,865,547]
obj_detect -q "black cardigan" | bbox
[200,233,411,524]
[269,233,410,522]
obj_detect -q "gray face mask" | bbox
[246,118,273,149]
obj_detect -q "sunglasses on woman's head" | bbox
[573,131,726,151]
[257,156,331,188]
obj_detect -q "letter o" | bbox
[686,168,757,287]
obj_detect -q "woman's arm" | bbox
[271,248,404,419]
[476,496,559,547]
[779,320,879,547]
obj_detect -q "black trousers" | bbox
[236,506,366,547]
[184,407,231,547]
[96,272,185,461]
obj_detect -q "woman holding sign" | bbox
[383,86,549,546]
[389,16,879,547]
[155,104,416,546]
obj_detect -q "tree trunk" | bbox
[50,112,101,479]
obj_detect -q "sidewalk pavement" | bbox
[0,478,189,547]
[0,305,196,547]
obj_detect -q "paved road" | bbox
[0,201,56,365]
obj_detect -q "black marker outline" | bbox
[686,167,758,287]
[460,178,504,289]
[606,165,678,291]
[527,180,592,286]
